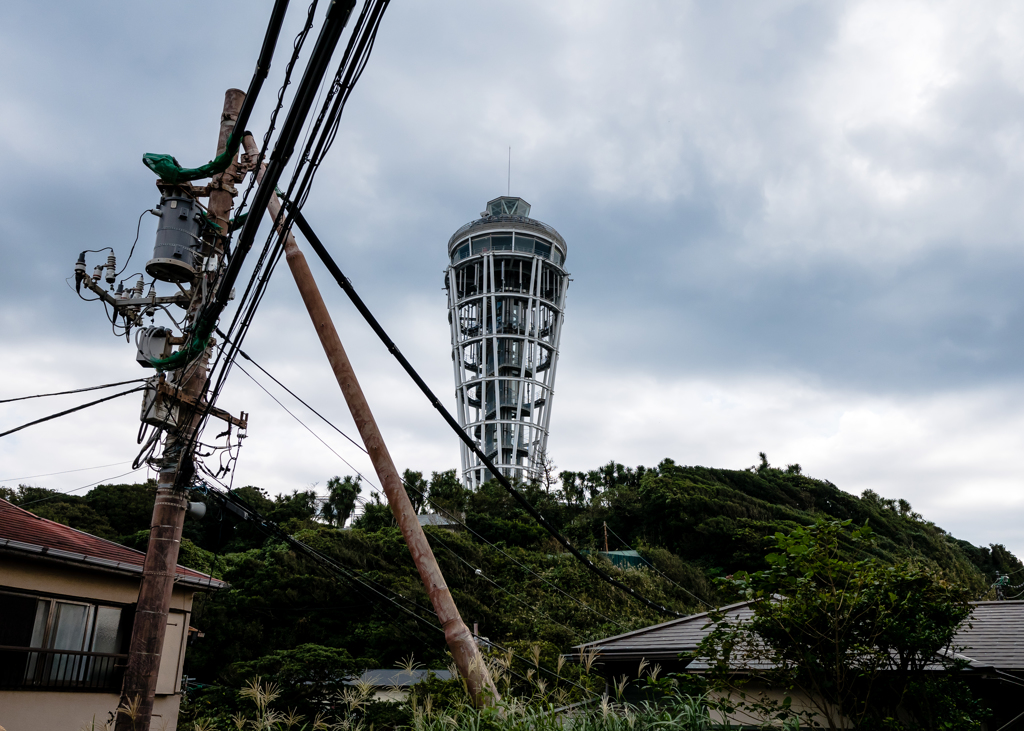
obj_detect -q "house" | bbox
[417,513,462,531]
[0,497,227,731]
[347,669,453,702]
[572,599,1024,728]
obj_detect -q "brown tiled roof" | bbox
[0,497,226,590]
[575,599,1024,672]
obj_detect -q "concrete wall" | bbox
[709,682,850,728]
[0,555,193,612]
[0,691,180,731]
[0,554,195,731]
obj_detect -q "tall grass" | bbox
[408,693,711,731]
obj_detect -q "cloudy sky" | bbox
[2,1,1024,555]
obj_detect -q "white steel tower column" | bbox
[445,197,569,488]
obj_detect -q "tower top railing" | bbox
[447,214,567,254]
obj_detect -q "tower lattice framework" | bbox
[445,197,569,487]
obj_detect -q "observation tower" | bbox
[445,196,569,487]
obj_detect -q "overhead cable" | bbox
[227,338,635,631]
[0,461,132,483]
[287,207,690,619]
[13,467,148,507]
[1,386,147,439]
[604,522,712,610]
[1,379,147,404]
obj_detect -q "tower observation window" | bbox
[471,237,490,255]
[451,231,564,266]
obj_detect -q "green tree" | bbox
[85,481,157,537]
[697,520,985,730]
[402,469,429,513]
[428,469,466,516]
[322,475,362,527]
[353,492,395,532]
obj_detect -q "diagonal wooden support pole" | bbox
[244,135,498,707]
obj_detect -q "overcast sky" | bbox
[3,1,1024,556]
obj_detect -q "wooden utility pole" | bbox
[115,89,245,731]
[604,521,609,553]
[243,135,499,707]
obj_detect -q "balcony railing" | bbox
[0,645,126,691]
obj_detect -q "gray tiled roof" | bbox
[350,669,452,687]
[957,600,1024,671]
[572,601,754,663]
[418,513,459,527]
[574,600,1024,672]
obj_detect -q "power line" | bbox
[229,358,606,636]
[1,386,147,439]
[234,361,367,478]
[424,528,581,639]
[200,481,444,633]
[1,379,147,404]
[287,206,689,620]
[0,461,132,483]
[202,478,599,701]
[12,468,148,507]
[603,523,712,610]
[231,348,631,631]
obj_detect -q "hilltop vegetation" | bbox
[3,455,1019,704]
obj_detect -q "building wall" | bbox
[709,682,850,728]
[0,554,195,731]
[0,554,193,612]
[0,691,180,731]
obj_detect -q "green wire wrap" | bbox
[148,314,215,372]
[142,132,251,369]
[142,131,243,185]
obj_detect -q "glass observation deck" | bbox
[487,196,531,217]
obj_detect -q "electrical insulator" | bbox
[92,265,103,281]
[105,254,116,286]
[145,195,207,283]
[146,282,156,298]
[134,277,145,297]
[74,252,86,293]
[115,281,125,300]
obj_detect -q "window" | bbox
[534,242,551,259]
[471,237,490,255]
[0,590,127,690]
[513,235,534,253]
[492,235,512,251]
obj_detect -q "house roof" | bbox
[417,513,459,527]
[350,669,452,687]
[574,599,1024,673]
[0,497,227,590]
[572,600,754,665]
[957,601,1024,671]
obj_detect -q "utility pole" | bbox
[115,89,245,731]
[604,521,609,553]
[243,135,499,707]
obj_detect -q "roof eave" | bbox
[0,538,228,591]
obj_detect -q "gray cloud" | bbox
[3,0,1024,553]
